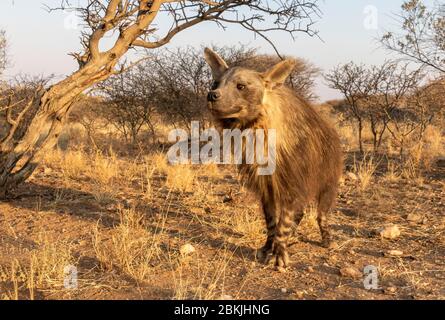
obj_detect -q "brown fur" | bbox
[204,48,343,270]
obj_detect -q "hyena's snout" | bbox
[207,90,221,102]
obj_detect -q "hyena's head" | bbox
[204,48,296,126]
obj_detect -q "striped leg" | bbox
[272,208,294,271]
[317,187,337,248]
[317,213,331,247]
[256,199,277,263]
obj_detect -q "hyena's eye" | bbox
[211,81,219,90]
[237,84,246,90]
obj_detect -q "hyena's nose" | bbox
[207,90,221,102]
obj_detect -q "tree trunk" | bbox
[376,122,388,151]
[0,56,118,197]
[131,126,139,145]
[370,118,378,153]
[357,118,364,154]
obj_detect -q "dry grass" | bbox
[87,150,119,186]
[401,158,424,183]
[146,152,197,192]
[44,148,124,204]
[353,154,378,191]
[384,161,401,183]
[61,150,87,180]
[0,234,74,300]
[43,149,87,181]
[199,163,222,179]
[171,248,236,300]
[29,235,75,291]
[43,148,119,186]
[165,164,196,192]
[418,126,444,169]
[92,207,165,282]
[149,152,170,174]
[219,207,264,247]
[141,157,157,200]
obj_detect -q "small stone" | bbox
[179,243,196,255]
[43,167,52,175]
[307,266,315,273]
[294,291,304,299]
[340,266,362,279]
[327,241,339,250]
[385,286,397,294]
[406,213,422,223]
[349,249,356,255]
[346,199,353,205]
[346,172,358,181]
[281,288,287,293]
[379,225,401,240]
[386,250,404,257]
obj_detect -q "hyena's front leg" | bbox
[256,200,277,263]
[272,208,295,271]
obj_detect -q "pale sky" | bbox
[0,0,436,102]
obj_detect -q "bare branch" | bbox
[381,0,445,74]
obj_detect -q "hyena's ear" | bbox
[204,47,229,79]
[262,59,296,88]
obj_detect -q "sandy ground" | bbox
[0,150,444,300]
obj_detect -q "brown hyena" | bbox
[204,48,343,271]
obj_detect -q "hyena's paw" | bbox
[273,246,289,273]
[256,246,273,264]
[320,238,338,250]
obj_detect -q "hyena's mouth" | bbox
[209,105,242,119]
[219,117,239,127]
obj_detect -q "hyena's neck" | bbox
[254,90,285,136]
[236,93,284,183]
